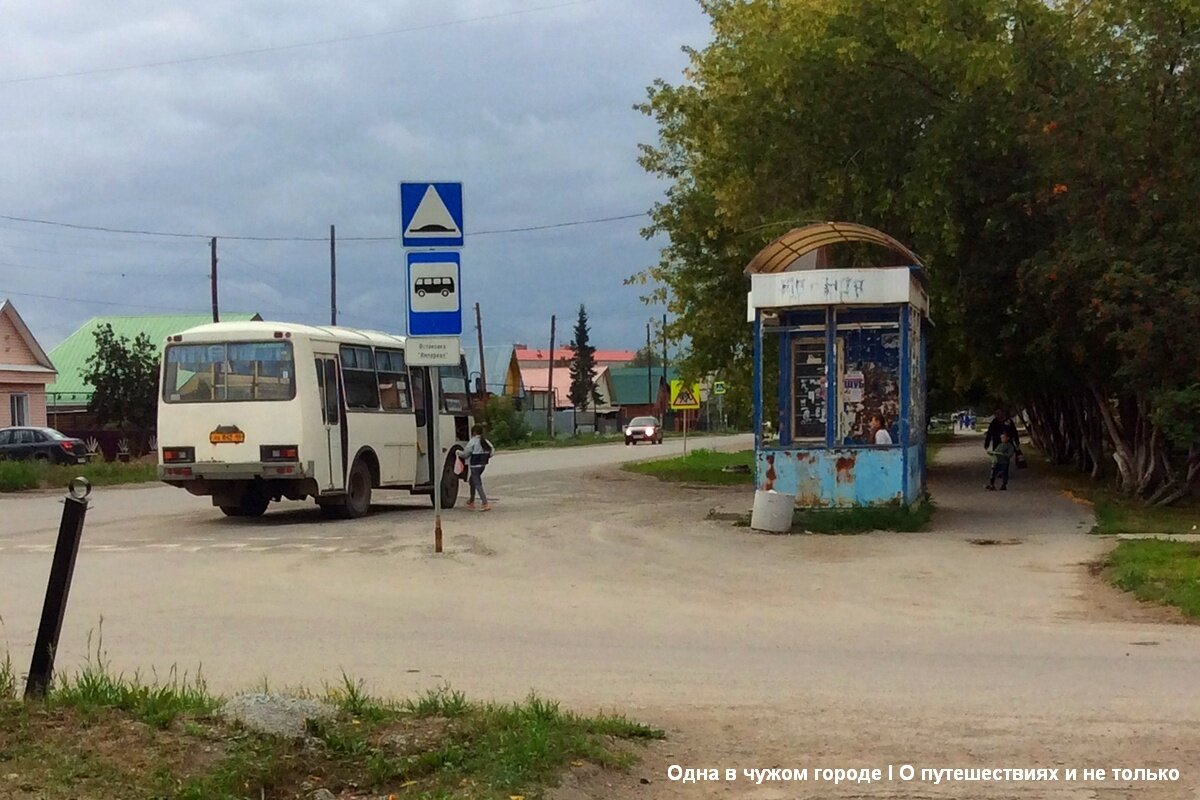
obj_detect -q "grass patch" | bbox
[623,448,755,485]
[790,498,935,534]
[1105,539,1200,618]
[1033,455,1200,535]
[0,459,158,492]
[0,653,663,800]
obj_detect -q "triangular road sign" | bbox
[670,379,701,409]
[406,185,461,239]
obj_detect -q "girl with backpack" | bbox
[463,423,495,511]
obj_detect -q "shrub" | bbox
[478,396,530,447]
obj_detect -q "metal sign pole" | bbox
[431,368,443,554]
[683,409,689,456]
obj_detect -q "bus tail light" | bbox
[261,445,299,462]
[162,447,195,463]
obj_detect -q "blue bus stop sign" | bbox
[407,251,462,336]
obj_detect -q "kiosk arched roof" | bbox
[745,222,925,275]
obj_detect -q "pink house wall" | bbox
[0,383,49,427]
[0,313,39,367]
[0,302,56,428]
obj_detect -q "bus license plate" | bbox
[210,430,245,444]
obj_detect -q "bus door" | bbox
[314,355,346,491]
[410,367,435,486]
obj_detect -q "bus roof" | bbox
[167,320,413,349]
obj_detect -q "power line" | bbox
[0,210,651,244]
[0,287,204,312]
[342,212,651,243]
[0,0,601,86]
[0,258,207,280]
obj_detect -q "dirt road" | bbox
[1,435,1197,798]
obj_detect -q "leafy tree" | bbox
[478,396,530,447]
[638,0,1200,502]
[83,324,159,431]
[567,304,601,410]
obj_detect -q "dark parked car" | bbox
[624,416,664,445]
[0,427,89,465]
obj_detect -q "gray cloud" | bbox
[1,0,710,351]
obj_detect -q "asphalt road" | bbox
[2,433,1198,799]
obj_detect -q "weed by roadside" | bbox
[0,653,663,800]
[790,499,935,534]
[0,459,158,492]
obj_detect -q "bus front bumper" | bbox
[159,461,314,481]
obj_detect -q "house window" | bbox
[10,393,29,426]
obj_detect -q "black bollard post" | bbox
[25,478,91,699]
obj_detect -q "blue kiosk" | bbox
[747,223,930,507]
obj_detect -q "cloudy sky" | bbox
[0,0,711,352]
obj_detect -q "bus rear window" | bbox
[163,342,295,403]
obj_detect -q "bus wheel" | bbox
[341,459,372,518]
[437,453,460,509]
[221,489,269,518]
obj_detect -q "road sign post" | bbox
[401,181,464,554]
[670,380,702,456]
[431,372,442,553]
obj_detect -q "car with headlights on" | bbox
[624,416,663,445]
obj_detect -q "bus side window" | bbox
[376,349,411,411]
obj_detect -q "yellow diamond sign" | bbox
[669,379,701,410]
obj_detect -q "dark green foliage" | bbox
[477,396,530,447]
[568,304,601,411]
[82,323,159,432]
[638,0,1200,503]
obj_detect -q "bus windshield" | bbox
[163,341,296,403]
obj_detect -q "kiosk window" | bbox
[792,339,827,442]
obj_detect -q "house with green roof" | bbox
[607,365,679,422]
[46,313,261,421]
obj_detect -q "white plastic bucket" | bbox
[750,489,795,533]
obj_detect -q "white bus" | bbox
[157,320,471,518]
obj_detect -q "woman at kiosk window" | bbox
[869,413,893,445]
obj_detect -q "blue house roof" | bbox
[463,345,523,396]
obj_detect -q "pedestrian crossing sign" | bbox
[670,380,701,410]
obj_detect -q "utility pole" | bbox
[330,225,337,326]
[210,237,219,323]
[661,313,668,384]
[646,321,653,416]
[546,315,556,437]
[474,302,487,401]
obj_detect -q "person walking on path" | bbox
[987,431,1018,490]
[463,423,495,511]
[985,408,1021,451]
